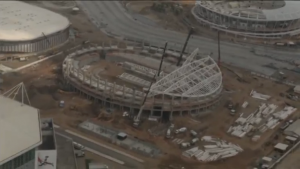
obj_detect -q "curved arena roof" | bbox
[149,48,223,98]
[0,1,70,41]
[196,0,300,21]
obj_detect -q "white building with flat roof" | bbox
[0,95,42,169]
[0,1,70,53]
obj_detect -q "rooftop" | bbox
[0,95,42,165]
[196,0,300,21]
[0,1,70,41]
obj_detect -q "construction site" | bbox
[62,44,223,122]
[2,1,300,169]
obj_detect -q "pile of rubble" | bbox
[182,136,243,162]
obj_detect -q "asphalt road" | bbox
[55,128,143,169]
[77,1,300,76]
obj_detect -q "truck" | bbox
[175,127,187,134]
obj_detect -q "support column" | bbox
[170,96,174,121]
[90,75,92,86]
[180,96,183,116]
[97,78,99,90]
[161,94,164,119]
[131,88,136,114]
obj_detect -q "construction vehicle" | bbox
[133,42,168,127]
[133,105,145,127]
[190,130,197,137]
[175,127,187,134]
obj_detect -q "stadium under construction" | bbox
[62,43,223,118]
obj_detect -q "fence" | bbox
[251,72,298,87]
[78,120,161,158]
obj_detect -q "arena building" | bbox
[0,1,70,53]
[192,0,300,39]
[63,44,223,118]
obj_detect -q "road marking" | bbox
[65,129,144,163]
[85,147,125,165]
[56,132,71,139]
[56,132,125,165]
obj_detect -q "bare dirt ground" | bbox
[2,1,300,169]
[2,54,297,169]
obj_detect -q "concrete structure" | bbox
[192,0,300,39]
[62,44,223,117]
[284,119,300,136]
[0,95,42,169]
[0,1,70,53]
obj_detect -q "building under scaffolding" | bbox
[63,44,223,117]
[192,0,300,39]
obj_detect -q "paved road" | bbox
[77,1,300,76]
[55,128,143,169]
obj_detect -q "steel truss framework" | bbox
[149,48,223,98]
[63,46,223,114]
[192,1,300,38]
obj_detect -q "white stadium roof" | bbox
[196,0,300,21]
[0,95,42,165]
[0,1,70,41]
[149,48,222,98]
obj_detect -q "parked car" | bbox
[73,142,85,150]
[280,122,290,130]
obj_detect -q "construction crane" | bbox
[42,32,56,55]
[217,31,221,66]
[177,27,194,66]
[133,42,168,127]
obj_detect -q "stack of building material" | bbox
[183,136,243,162]
[265,117,280,129]
[228,103,279,137]
[261,104,278,118]
[273,106,297,120]
[182,147,199,158]
[250,90,271,100]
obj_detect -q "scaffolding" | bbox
[63,45,223,115]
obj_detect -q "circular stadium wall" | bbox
[192,0,300,39]
[0,1,70,53]
[62,45,223,115]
